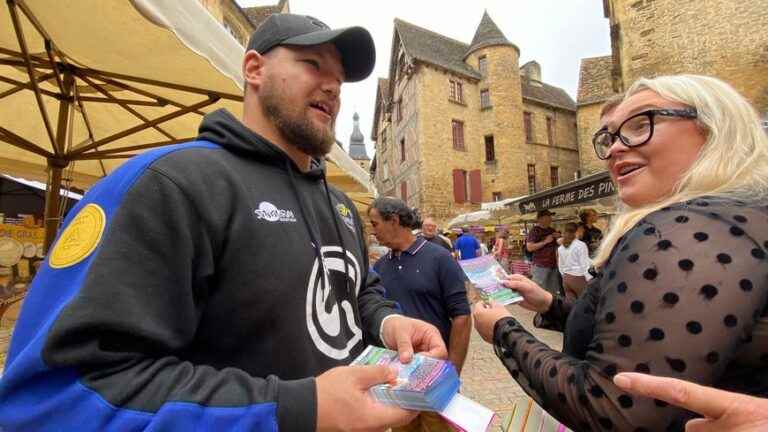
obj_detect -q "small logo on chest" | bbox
[254,201,297,223]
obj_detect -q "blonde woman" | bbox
[474,75,768,431]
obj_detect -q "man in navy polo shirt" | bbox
[368,197,471,432]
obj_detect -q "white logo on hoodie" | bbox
[254,201,296,223]
[305,246,362,360]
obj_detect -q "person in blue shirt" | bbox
[453,226,481,260]
[368,197,471,432]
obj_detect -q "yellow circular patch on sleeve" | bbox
[49,203,107,269]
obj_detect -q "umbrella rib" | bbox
[0,75,60,99]
[76,153,137,161]
[0,126,54,158]
[74,138,196,158]
[75,70,207,117]
[70,96,220,157]
[77,68,242,102]
[0,71,57,100]
[77,73,176,141]
[7,0,58,151]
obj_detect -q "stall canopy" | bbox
[1,0,374,249]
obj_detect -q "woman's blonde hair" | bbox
[594,74,768,267]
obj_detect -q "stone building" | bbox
[197,0,290,45]
[576,55,616,176]
[577,0,768,173]
[347,113,370,171]
[370,12,579,224]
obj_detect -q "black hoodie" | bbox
[0,109,397,431]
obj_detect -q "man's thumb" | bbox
[354,365,397,388]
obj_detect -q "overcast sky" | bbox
[238,0,611,157]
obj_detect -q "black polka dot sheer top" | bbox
[492,198,768,431]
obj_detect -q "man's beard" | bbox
[260,77,336,158]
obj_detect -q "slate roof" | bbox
[465,11,516,59]
[522,78,577,111]
[243,0,288,28]
[394,19,481,80]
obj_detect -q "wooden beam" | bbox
[72,138,195,158]
[53,72,73,155]
[75,153,136,160]
[75,95,167,107]
[0,126,54,158]
[43,161,64,253]
[77,71,191,137]
[0,71,56,100]
[78,67,242,101]
[70,96,220,156]
[7,0,57,148]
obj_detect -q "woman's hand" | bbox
[472,301,512,344]
[503,274,553,313]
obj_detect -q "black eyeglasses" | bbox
[592,108,698,160]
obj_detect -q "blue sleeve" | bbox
[0,144,296,432]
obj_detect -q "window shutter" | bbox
[453,169,466,203]
[469,170,482,204]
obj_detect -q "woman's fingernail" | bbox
[613,374,631,389]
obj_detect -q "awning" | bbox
[515,171,616,214]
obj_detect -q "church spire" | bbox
[348,112,369,161]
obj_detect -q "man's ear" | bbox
[243,50,266,91]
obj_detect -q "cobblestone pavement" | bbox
[460,305,564,427]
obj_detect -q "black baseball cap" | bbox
[247,14,376,83]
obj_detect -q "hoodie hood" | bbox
[197,108,326,179]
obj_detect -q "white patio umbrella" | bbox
[0,0,373,250]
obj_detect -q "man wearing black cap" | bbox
[0,14,445,432]
[525,210,562,296]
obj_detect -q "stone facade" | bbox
[576,55,616,175]
[605,0,768,114]
[197,0,290,46]
[371,14,579,225]
[576,0,768,175]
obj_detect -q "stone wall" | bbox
[608,0,768,113]
[576,102,607,175]
[521,101,580,190]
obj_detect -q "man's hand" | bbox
[472,301,512,343]
[316,365,418,431]
[381,315,447,363]
[502,274,553,313]
[614,373,768,432]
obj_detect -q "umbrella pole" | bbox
[43,162,64,253]
[43,72,74,253]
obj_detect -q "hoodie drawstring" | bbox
[285,160,353,302]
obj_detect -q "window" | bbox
[492,192,502,201]
[478,55,487,76]
[484,135,495,162]
[550,166,559,187]
[480,89,491,109]
[524,112,533,142]
[380,128,388,152]
[449,80,464,103]
[452,120,465,151]
[527,164,537,194]
[395,100,402,123]
[400,181,408,203]
[546,116,554,145]
[400,138,406,163]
